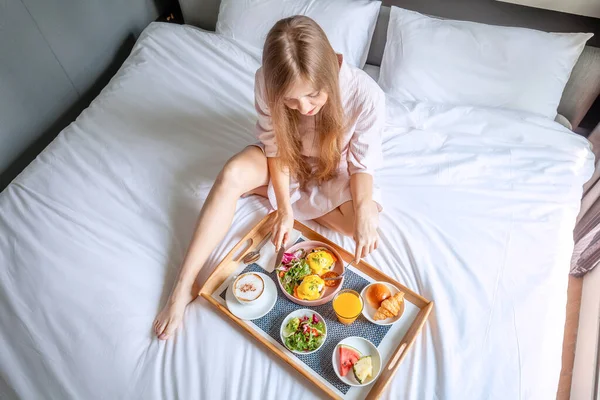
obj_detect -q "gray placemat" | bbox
[220,243,391,395]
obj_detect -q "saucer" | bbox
[226,272,277,320]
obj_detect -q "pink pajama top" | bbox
[254,60,385,220]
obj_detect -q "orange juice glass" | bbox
[332,289,364,325]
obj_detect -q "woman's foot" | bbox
[153,293,193,340]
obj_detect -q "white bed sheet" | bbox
[0,23,594,400]
[362,63,380,82]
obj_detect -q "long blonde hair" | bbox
[262,16,345,188]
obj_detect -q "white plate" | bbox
[360,282,405,325]
[279,309,327,355]
[332,337,382,387]
[226,272,277,320]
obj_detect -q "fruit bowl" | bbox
[276,240,345,306]
[332,337,382,386]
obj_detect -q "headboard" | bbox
[178,0,600,128]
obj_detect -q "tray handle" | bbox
[200,213,274,296]
[368,301,434,399]
[388,343,407,371]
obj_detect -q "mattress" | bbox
[0,22,594,400]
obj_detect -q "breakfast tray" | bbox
[200,214,433,399]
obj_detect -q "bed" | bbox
[0,6,597,400]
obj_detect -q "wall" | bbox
[499,0,600,19]
[0,0,171,187]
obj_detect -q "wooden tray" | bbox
[200,213,434,399]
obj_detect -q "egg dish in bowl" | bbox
[276,241,345,306]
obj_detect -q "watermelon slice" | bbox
[339,345,362,377]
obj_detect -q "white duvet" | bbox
[0,23,593,400]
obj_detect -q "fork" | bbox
[322,260,353,281]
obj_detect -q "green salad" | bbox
[282,313,326,352]
[277,250,310,295]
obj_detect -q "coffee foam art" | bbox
[234,273,264,301]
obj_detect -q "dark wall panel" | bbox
[0,0,171,186]
[21,0,162,93]
[0,0,79,175]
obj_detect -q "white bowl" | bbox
[360,282,405,325]
[332,336,382,387]
[279,309,327,355]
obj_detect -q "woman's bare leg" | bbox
[242,185,268,198]
[154,146,269,340]
[314,201,355,238]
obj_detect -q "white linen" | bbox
[0,23,594,400]
[379,7,592,119]
[362,63,380,82]
[216,0,381,68]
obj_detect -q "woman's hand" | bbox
[353,201,379,262]
[272,207,294,250]
[267,157,293,250]
[349,173,379,262]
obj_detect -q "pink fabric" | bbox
[571,123,600,276]
[253,60,385,220]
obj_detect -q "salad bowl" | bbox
[280,309,327,354]
[276,240,345,306]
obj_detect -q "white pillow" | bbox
[379,7,593,119]
[216,0,381,68]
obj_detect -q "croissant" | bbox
[374,292,405,321]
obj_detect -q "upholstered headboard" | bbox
[179,0,600,128]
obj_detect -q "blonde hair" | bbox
[262,15,345,188]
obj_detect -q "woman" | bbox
[154,16,385,340]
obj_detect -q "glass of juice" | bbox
[332,289,364,325]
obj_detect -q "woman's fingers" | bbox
[272,226,280,248]
[275,225,289,250]
[354,244,363,263]
[368,242,375,256]
[275,231,284,250]
[282,231,289,249]
[354,226,380,263]
[357,236,378,260]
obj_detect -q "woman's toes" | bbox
[155,320,167,337]
[160,319,179,340]
[154,300,188,340]
[158,322,173,340]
